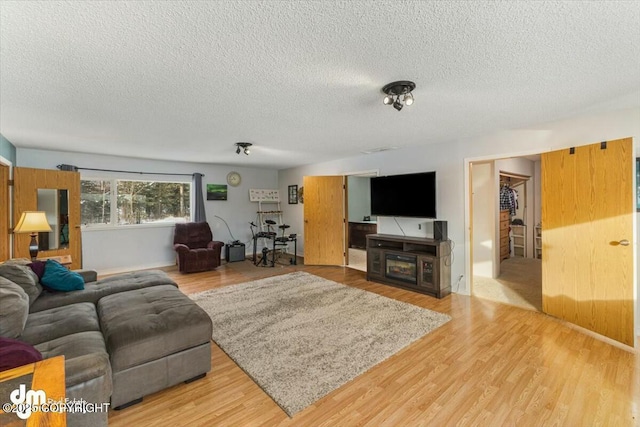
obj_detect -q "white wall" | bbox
[17,148,278,274]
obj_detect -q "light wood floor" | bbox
[108,262,639,427]
[473,257,542,312]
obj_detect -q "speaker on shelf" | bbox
[434,220,448,241]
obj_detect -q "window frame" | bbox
[80,177,193,230]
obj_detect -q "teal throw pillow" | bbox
[41,260,85,292]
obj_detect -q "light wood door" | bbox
[541,137,634,346]
[303,175,346,265]
[13,167,82,269]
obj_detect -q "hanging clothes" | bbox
[499,184,517,215]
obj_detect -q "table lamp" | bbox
[14,211,52,260]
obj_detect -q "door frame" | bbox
[465,148,544,295]
[464,144,638,346]
[0,155,13,260]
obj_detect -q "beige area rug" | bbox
[473,257,542,311]
[190,271,451,416]
[223,256,301,278]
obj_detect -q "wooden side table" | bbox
[37,255,72,268]
[0,356,66,426]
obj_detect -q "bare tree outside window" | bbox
[81,179,190,226]
[81,180,111,225]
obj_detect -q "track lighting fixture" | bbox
[234,142,252,155]
[382,80,416,111]
[393,98,403,111]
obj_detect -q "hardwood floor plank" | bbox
[107,263,639,426]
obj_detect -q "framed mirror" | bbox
[37,189,69,251]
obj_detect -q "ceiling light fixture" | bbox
[234,142,252,155]
[382,80,416,111]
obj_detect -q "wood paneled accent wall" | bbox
[13,167,82,269]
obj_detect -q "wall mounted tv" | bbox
[370,171,436,218]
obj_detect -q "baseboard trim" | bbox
[95,262,175,277]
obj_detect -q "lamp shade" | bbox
[14,211,52,233]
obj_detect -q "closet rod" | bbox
[499,171,530,180]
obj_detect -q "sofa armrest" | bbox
[74,269,98,283]
[173,243,191,253]
[208,241,225,250]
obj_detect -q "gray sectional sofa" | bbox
[0,261,213,427]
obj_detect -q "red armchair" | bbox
[173,222,225,273]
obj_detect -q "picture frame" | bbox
[288,185,298,204]
[636,158,640,212]
[207,184,228,201]
[249,189,280,202]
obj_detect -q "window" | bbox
[81,179,191,226]
[81,180,111,225]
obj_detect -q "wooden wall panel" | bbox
[13,167,82,269]
[542,138,634,346]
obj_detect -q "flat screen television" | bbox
[370,171,436,218]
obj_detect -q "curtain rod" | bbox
[56,164,202,177]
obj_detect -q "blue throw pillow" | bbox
[41,260,84,292]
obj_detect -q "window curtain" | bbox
[193,173,206,222]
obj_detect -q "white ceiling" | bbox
[1,1,639,169]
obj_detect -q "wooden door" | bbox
[13,167,82,269]
[303,175,346,265]
[541,138,634,346]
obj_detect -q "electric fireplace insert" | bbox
[385,253,417,284]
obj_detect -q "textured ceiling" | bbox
[1,1,639,169]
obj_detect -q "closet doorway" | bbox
[471,155,542,311]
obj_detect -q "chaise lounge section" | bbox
[98,285,213,409]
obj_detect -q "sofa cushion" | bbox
[41,260,85,292]
[0,263,42,305]
[35,331,111,389]
[98,285,212,371]
[29,269,178,313]
[0,277,29,338]
[20,302,100,346]
[0,337,43,372]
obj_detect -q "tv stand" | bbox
[366,234,451,298]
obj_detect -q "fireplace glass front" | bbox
[385,253,417,284]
